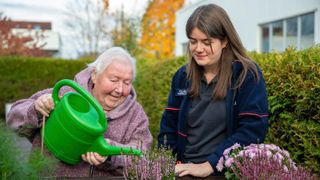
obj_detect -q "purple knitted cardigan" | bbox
[6,67,152,178]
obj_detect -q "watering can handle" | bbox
[52,79,106,128]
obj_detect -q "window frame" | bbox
[260,12,315,52]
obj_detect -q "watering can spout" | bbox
[88,136,142,157]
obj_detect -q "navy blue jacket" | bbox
[158,61,268,170]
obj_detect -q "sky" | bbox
[0,0,150,59]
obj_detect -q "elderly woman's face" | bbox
[92,59,133,112]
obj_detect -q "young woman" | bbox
[158,4,268,178]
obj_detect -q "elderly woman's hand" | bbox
[81,152,108,166]
[35,94,54,117]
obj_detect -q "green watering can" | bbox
[42,79,142,165]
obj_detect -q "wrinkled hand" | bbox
[35,94,54,117]
[81,152,107,166]
[175,161,214,178]
[82,138,110,166]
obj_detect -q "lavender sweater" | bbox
[6,67,152,178]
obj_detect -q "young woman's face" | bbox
[92,59,133,112]
[189,28,227,70]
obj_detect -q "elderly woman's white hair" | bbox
[88,47,136,80]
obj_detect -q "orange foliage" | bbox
[140,0,184,60]
[102,0,109,10]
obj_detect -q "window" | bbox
[272,21,284,51]
[261,25,269,52]
[286,17,298,47]
[182,42,188,55]
[301,13,315,49]
[261,12,315,52]
[33,25,41,30]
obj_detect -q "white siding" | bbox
[175,0,320,56]
[11,29,61,52]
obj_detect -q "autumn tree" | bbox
[111,8,141,56]
[64,0,111,58]
[0,13,47,57]
[140,0,184,60]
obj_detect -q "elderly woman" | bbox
[6,47,152,177]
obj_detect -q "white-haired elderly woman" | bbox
[6,47,152,177]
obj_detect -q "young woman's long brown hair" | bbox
[186,4,259,100]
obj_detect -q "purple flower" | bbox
[123,147,176,179]
[225,157,234,168]
[215,143,315,179]
[223,143,241,156]
[265,150,273,158]
[216,157,224,172]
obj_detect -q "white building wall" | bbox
[11,29,62,57]
[175,0,320,56]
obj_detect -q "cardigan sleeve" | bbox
[6,88,53,141]
[6,86,72,141]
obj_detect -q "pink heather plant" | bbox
[123,147,176,180]
[216,143,316,180]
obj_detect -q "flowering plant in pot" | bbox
[123,147,175,180]
[216,143,316,180]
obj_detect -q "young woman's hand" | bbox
[81,152,108,166]
[35,94,54,117]
[175,161,214,177]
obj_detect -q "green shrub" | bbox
[0,56,91,118]
[0,121,57,179]
[251,47,320,173]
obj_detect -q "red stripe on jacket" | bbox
[165,107,180,111]
[177,131,187,137]
[239,112,268,118]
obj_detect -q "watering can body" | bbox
[42,79,142,165]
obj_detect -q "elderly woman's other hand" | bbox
[81,152,108,166]
[35,94,54,117]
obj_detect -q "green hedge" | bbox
[252,47,320,173]
[0,56,90,118]
[0,47,319,173]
